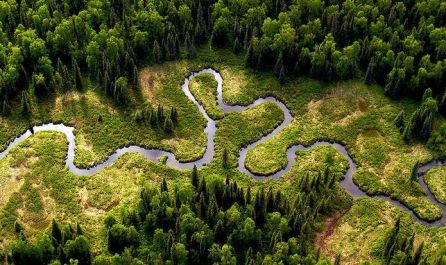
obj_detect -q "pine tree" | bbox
[77,223,83,235]
[222,148,229,169]
[184,32,196,58]
[266,188,274,212]
[170,107,178,123]
[150,107,157,126]
[411,162,419,182]
[364,58,375,85]
[52,219,62,244]
[2,99,10,117]
[191,165,199,189]
[245,44,253,67]
[394,111,405,132]
[163,116,173,133]
[74,60,83,90]
[412,242,424,265]
[199,176,207,198]
[20,91,30,117]
[278,65,285,84]
[161,178,168,192]
[439,90,446,117]
[175,189,181,209]
[246,186,252,205]
[274,53,283,76]
[233,38,241,53]
[157,104,164,122]
[420,112,433,139]
[153,40,162,63]
[383,218,400,258]
[198,193,207,218]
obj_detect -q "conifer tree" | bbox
[246,186,252,205]
[364,57,375,85]
[2,99,10,117]
[170,107,178,123]
[411,162,419,182]
[439,89,446,117]
[150,107,157,126]
[153,40,162,63]
[157,104,164,122]
[412,242,424,265]
[191,165,199,189]
[20,91,30,117]
[245,44,253,67]
[222,149,229,169]
[163,116,173,133]
[161,178,168,192]
[52,219,62,244]
[394,111,405,132]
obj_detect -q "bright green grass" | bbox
[0,63,210,168]
[189,73,224,119]
[233,77,442,221]
[424,167,446,204]
[326,197,446,264]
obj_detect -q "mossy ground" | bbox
[424,167,446,204]
[0,46,445,262]
[188,73,224,119]
[325,197,446,264]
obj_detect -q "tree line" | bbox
[0,0,212,112]
[94,167,342,264]
[209,0,445,100]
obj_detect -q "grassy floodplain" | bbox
[424,167,446,204]
[0,47,446,263]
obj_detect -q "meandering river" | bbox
[1,69,445,226]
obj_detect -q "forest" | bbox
[0,0,446,264]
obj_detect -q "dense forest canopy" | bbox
[0,0,445,107]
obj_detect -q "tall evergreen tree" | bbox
[191,165,199,189]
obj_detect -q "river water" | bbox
[1,69,445,226]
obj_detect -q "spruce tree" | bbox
[411,162,419,182]
[170,107,178,123]
[157,104,164,122]
[20,92,30,117]
[149,107,157,126]
[233,38,241,53]
[245,44,253,67]
[439,89,446,117]
[191,165,199,189]
[274,53,283,76]
[278,65,285,84]
[153,40,162,63]
[161,178,168,192]
[163,116,173,133]
[394,111,405,132]
[77,223,83,235]
[364,57,375,85]
[51,219,62,244]
[199,176,207,198]
[412,242,424,265]
[2,99,10,117]
[246,186,252,205]
[222,148,229,169]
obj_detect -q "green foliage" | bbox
[104,169,341,263]
[403,92,438,140]
[11,220,90,265]
[428,124,446,155]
